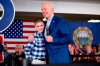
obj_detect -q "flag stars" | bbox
[21,36,22,37]
[17,28,18,30]
[21,24,22,26]
[16,24,18,27]
[9,36,10,37]
[17,21,19,22]
[15,22,16,24]
[18,33,20,35]
[12,24,15,26]
[2,20,23,38]
[11,26,12,28]
[18,22,20,24]
[11,30,12,32]
[15,26,16,28]
[15,30,16,32]
[5,36,7,38]
[18,30,20,32]
[11,34,12,36]
[20,21,23,22]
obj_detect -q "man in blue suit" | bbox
[41,2,74,64]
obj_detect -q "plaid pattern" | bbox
[25,31,46,61]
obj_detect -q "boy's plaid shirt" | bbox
[25,31,46,61]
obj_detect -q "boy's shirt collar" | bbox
[36,31,43,36]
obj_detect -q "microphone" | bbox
[46,25,49,36]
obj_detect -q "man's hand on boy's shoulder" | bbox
[28,34,34,42]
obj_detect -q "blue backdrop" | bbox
[67,21,100,46]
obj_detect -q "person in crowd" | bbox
[25,18,46,64]
[3,44,9,59]
[0,42,3,65]
[0,43,11,66]
[0,42,3,53]
[2,44,11,66]
[92,46,98,63]
[13,44,25,66]
[83,45,93,63]
[72,45,83,63]
[41,1,74,64]
[68,43,74,55]
[96,45,100,63]
[68,43,75,63]
[92,46,97,55]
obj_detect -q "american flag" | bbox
[1,20,36,53]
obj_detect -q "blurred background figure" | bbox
[12,44,25,66]
[68,43,74,55]
[72,45,83,63]
[0,43,11,66]
[2,44,11,66]
[96,44,100,63]
[0,42,3,65]
[92,46,98,63]
[92,46,97,55]
[82,45,93,63]
[68,43,75,63]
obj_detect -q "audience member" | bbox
[0,42,3,65]
[96,45,100,63]
[12,44,25,66]
[2,44,11,66]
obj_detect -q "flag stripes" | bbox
[4,20,36,53]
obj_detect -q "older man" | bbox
[41,2,74,64]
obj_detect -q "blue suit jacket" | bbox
[46,15,74,64]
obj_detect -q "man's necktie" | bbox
[44,24,50,36]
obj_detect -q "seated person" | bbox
[12,44,25,66]
[0,43,11,66]
[82,45,93,63]
[68,43,74,55]
[96,45,100,63]
[0,42,3,63]
[2,44,10,66]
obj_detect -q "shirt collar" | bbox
[43,14,54,21]
[36,31,42,36]
[48,14,54,21]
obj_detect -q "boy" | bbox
[25,18,46,64]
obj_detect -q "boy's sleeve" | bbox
[24,42,34,61]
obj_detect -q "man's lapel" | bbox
[49,15,56,30]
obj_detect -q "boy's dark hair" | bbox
[34,18,44,25]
